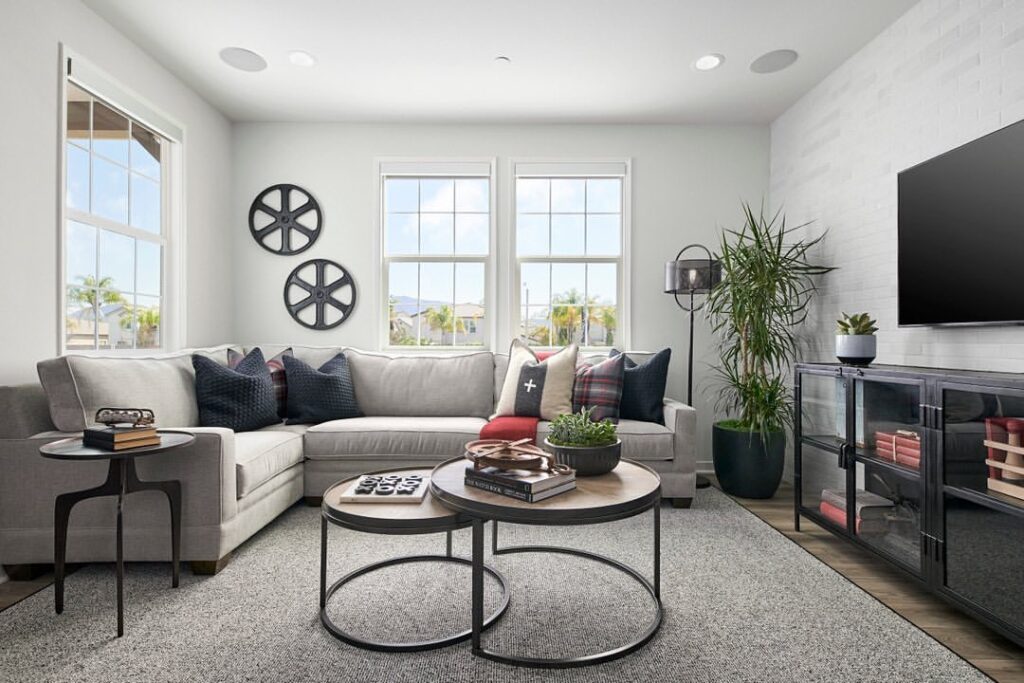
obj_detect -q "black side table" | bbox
[39,430,195,637]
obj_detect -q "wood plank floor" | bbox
[720,479,1024,683]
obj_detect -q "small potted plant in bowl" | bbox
[544,407,621,476]
[836,312,878,366]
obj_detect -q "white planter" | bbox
[835,335,876,366]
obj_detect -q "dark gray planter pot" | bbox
[835,334,876,366]
[543,439,622,476]
[712,424,785,499]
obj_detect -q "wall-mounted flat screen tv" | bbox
[898,118,1024,326]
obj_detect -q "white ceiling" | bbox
[84,0,917,124]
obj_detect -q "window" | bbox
[513,161,629,348]
[380,161,493,348]
[63,78,172,351]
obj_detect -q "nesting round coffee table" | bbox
[319,467,509,652]
[429,457,663,669]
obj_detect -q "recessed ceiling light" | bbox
[694,53,725,71]
[219,47,267,72]
[494,55,511,64]
[750,49,799,74]
[288,50,317,68]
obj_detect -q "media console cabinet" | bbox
[795,362,1024,646]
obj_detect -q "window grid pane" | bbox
[383,174,490,347]
[516,174,623,348]
[65,84,167,351]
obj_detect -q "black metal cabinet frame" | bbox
[794,362,1024,647]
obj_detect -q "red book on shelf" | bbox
[819,500,862,533]
[895,454,921,470]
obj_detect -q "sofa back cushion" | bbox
[345,349,494,418]
[245,345,345,371]
[37,346,234,432]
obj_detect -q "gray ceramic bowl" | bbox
[543,439,622,476]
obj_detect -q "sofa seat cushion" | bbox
[304,416,487,460]
[537,418,674,461]
[234,430,305,498]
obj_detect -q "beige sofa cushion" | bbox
[345,350,494,418]
[304,416,486,460]
[538,418,674,461]
[235,429,305,498]
[36,346,235,432]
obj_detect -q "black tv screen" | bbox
[898,118,1024,326]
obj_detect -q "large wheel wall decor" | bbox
[249,184,322,255]
[284,259,357,330]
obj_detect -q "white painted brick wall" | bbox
[771,0,1024,372]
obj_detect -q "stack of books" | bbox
[818,488,893,536]
[83,426,161,451]
[465,465,576,502]
[874,430,921,470]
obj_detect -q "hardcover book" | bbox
[465,465,575,493]
[465,477,576,502]
[84,426,159,443]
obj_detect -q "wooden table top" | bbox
[429,457,661,525]
[321,467,465,533]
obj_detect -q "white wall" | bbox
[233,123,770,472]
[0,0,234,386]
[771,0,1024,370]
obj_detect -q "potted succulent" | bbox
[544,407,621,476]
[705,203,834,499]
[835,312,878,366]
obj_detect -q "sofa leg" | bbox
[190,553,232,576]
[303,496,323,507]
[671,497,693,509]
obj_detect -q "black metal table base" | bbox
[471,503,662,669]
[320,526,509,652]
[54,457,181,638]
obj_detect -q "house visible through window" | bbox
[514,163,628,348]
[381,163,492,347]
[64,81,169,351]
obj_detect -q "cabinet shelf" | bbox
[853,449,921,480]
[801,434,844,453]
[944,484,1024,519]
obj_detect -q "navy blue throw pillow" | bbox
[609,348,671,424]
[193,349,280,432]
[283,353,361,425]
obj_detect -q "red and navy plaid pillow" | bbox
[572,353,626,423]
[228,347,293,418]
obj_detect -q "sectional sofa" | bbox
[0,345,696,574]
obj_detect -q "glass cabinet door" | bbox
[852,376,924,475]
[797,370,850,533]
[799,371,846,447]
[800,443,850,533]
[853,460,923,574]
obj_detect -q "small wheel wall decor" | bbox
[284,259,357,330]
[249,184,322,255]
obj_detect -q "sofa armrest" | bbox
[663,398,696,476]
[0,428,239,537]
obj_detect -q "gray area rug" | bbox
[0,487,988,682]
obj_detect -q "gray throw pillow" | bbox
[283,353,361,425]
[193,349,280,432]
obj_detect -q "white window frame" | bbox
[57,45,186,356]
[508,158,632,351]
[374,158,497,351]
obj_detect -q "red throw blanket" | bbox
[479,351,555,443]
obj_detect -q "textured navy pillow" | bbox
[283,353,361,425]
[193,349,280,432]
[609,348,671,424]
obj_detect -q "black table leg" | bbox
[471,518,484,652]
[654,497,661,600]
[52,456,182,636]
[320,516,327,609]
[116,459,126,638]
[445,530,453,558]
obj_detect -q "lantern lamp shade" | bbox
[664,258,722,295]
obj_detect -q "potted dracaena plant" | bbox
[705,203,835,498]
[835,312,878,366]
[544,407,621,476]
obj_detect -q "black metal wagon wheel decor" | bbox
[283,259,357,330]
[249,184,322,255]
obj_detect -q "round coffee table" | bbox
[319,467,509,652]
[429,457,662,669]
[39,429,195,638]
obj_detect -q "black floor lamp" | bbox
[665,244,722,490]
